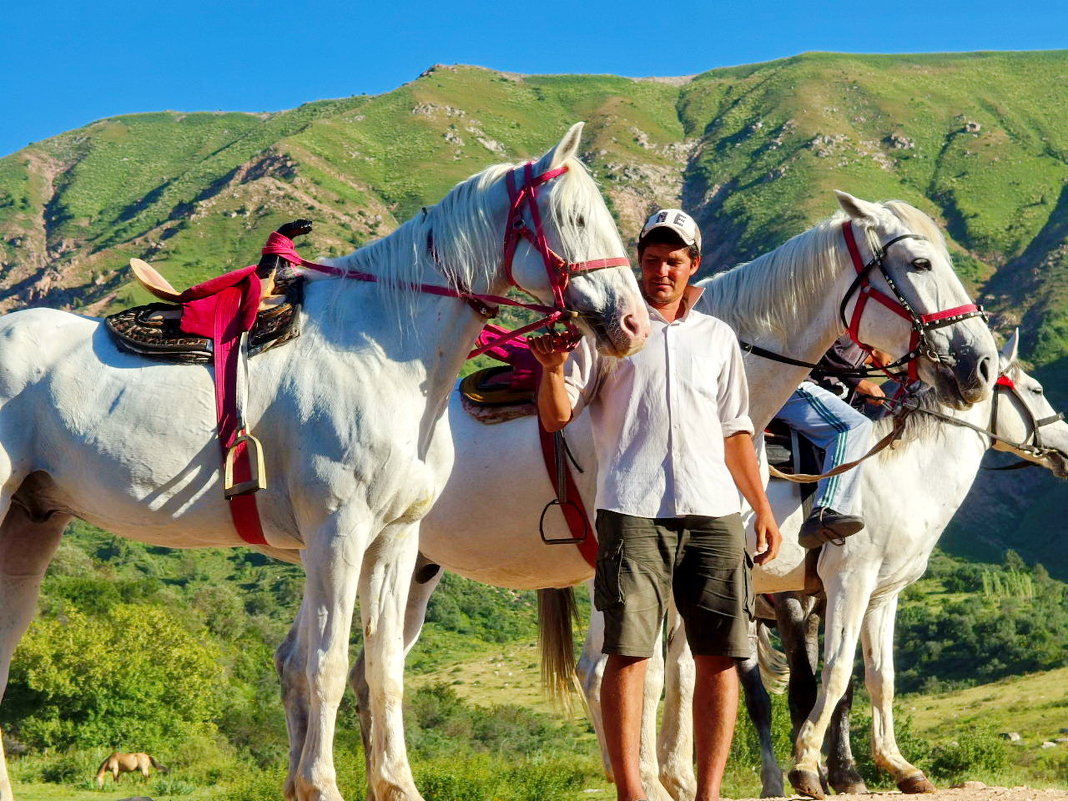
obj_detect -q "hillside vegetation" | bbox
[4,529,1066,798]
[1,51,1066,570]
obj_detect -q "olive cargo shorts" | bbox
[593,510,754,659]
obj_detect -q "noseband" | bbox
[990,374,1067,460]
[840,220,987,384]
[271,161,630,358]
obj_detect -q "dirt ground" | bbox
[731,784,1068,801]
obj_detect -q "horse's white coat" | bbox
[377,194,1000,800]
[656,334,1068,799]
[0,124,649,801]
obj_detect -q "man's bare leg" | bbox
[693,654,740,801]
[602,654,650,801]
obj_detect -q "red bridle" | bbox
[840,220,986,384]
[262,161,630,358]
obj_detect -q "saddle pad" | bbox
[106,276,304,364]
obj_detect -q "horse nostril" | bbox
[977,355,994,385]
[622,313,643,339]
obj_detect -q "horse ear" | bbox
[1001,328,1020,366]
[546,122,585,170]
[834,190,882,224]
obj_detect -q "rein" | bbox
[262,161,629,358]
[739,220,986,386]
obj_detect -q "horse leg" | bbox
[657,601,696,801]
[575,586,611,779]
[862,596,934,794]
[788,574,874,800]
[737,621,784,798]
[774,592,819,740]
[826,679,867,794]
[0,494,68,801]
[276,598,310,801]
[358,522,424,801]
[291,511,370,801]
[350,554,441,801]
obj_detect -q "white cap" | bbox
[639,208,702,252]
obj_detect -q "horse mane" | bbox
[309,156,617,334]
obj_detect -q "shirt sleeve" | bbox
[562,337,602,418]
[718,333,755,437]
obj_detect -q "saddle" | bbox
[105,270,303,364]
[459,365,538,424]
[764,419,820,503]
[103,221,314,547]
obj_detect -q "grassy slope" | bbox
[0,56,1065,560]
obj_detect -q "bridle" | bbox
[839,219,986,384]
[739,219,988,386]
[262,160,629,358]
[887,372,1067,464]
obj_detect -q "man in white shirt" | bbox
[531,209,781,801]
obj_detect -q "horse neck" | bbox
[698,228,857,430]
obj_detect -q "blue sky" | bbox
[2,0,1065,158]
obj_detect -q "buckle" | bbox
[224,430,267,498]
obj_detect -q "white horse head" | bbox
[702,192,999,425]
[990,329,1068,477]
[834,191,997,407]
[324,122,648,357]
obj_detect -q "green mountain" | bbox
[1,51,1067,573]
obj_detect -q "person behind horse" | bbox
[776,334,883,548]
[530,208,782,801]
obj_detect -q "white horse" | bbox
[741,333,1068,799]
[350,192,1000,800]
[0,124,649,801]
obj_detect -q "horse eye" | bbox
[575,215,586,228]
[1031,386,1044,395]
[911,258,931,271]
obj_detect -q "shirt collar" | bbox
[647,285,705,324]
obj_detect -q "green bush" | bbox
[2,604,225,750]
[928,729,1009,782]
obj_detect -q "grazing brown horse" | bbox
[94,752,168,787]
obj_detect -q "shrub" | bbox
[928,729,1009,782]
[2,604,225,750]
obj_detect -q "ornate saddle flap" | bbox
[105,272,304,364]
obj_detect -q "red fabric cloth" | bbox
[175,264,267,545]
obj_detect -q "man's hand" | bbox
[753,509,782,566]
[856,379,886,405]
[529,332,576,372]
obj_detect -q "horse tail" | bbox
[756,619,790,694]
[95,755,113,788]
[149,754,168,772]
[537,587,580,709]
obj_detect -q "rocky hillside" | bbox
[1,50,1066,571]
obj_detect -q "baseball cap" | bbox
[639,209,702,252]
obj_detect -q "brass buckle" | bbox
[224,430,267,498]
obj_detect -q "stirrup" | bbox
[224,430,268,497]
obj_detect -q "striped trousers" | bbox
[774,382,873,515]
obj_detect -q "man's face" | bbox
[639,242,701,308]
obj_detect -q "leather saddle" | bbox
[105,262,303,364]
[459,364,538,425]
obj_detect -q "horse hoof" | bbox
[788,768,826,799]
[898,773,937,794]
[832,782,869,795]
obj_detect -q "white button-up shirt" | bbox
[564,288,753,519]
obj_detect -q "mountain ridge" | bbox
[1,50,1066,571]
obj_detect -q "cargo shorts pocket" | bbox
[594,539,625,610]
